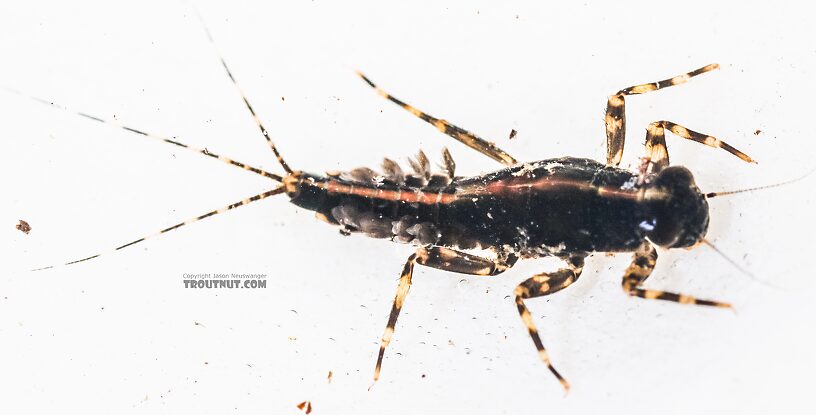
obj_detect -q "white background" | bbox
[1,1,815,414]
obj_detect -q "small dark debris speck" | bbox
[509,129,518,140]
[16,220,31,234]
[297,400,313,414]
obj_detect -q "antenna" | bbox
[701,238,779,289]
[706,167,816,198]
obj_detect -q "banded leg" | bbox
[642,120,755,174]
[514,254,585,392]
[372,246,517,386]
[622,241,731,308]
[356,72,517,166]
[605,63,719,166]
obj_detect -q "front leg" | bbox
[641,120,754,175]
[622,241,731,308]
[371,246,517,386]
[605,64,720,166]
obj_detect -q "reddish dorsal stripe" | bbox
[314,180,457,205]
[311,175,642,205]
[481,176,642,200]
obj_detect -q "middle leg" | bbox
[605,63,720,166]
[513,253,586,392]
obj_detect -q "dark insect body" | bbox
[289,157,703,256]
[18,32,755,391]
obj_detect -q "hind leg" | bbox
[357,72,517,166]
[371,246,517,386]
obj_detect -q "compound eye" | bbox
[645,215,681,247]
[656,166,695,188]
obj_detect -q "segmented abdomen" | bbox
[284,162,459,246]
